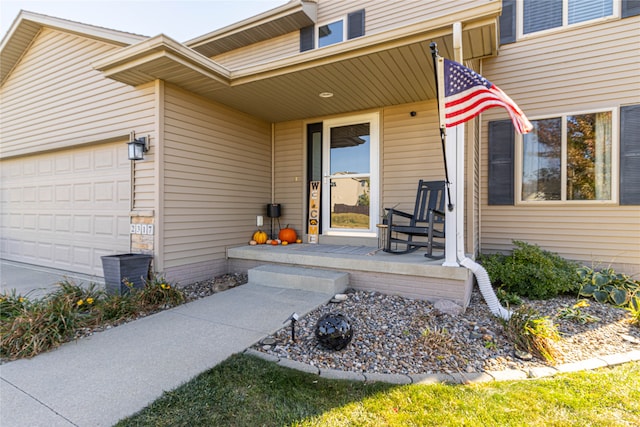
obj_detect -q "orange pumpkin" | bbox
[278,226,297,243]
[252,230,268,244]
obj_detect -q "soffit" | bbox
[186,0,317,57]
[0,11,146,84]
[95,5,498,123]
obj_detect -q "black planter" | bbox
[101,254,152,295]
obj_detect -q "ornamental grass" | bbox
[0,276,184,361]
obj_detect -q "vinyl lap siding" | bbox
[382,102,446,213]
[479,16,640,273]
[161,85,271,277]
[0,28,155,158]
[273,121,305,234]
[212,32,298,69]
[210,0,491,70]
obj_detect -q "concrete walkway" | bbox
[0,283,334,427]
[0,260,103,299]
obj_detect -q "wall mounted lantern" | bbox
[127,131,149,161]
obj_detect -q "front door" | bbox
[322,113,379,236]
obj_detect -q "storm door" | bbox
[322,113,379,236]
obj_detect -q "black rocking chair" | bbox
[384,180,446,258]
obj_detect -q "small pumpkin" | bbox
[295,239,302,244]
[252,230,268,244]
[249,240,257,246]
[271,239,279,246]
[278,225,297,243]
[282,241,289,246]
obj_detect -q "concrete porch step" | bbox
[248,264,349,295]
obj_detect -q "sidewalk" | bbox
[0,283,333,427]
[0,260,103,298]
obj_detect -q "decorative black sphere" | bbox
[315,312,353,350]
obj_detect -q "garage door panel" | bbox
[39,215,53,230]
[55,245,72,265]
[75,216,91,234]
[0,142,131,276]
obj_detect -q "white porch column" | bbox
[443,22,464,267]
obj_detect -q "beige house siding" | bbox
[479,16,640,273]
[0,28,155,159]
[210,0,492,70]
[270,102,458,246]
[273,121,305,235]
[213,32,299,69]
[160,84,271,282]
[382,102,446,213]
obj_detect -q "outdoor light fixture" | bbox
[127,131,149,161]
[319,92,334,98]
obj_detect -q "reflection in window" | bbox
[521,112,612,201]
[319,20,343,47]
[330,123,370,174]
[329,122,370,229]
[522,118,562,200]
[567,112,612,200]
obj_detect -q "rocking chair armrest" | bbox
[387,208,413,220]
[431,209,445,219]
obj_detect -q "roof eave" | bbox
[93,34,231,87]
[1,10,147,84]
[186,0,317,57]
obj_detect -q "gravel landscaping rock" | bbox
[249,288,640,375]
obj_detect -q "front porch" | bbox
[227,243,474,309]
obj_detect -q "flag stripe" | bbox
[443,59,532,134]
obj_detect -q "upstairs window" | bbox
[319,20,344,48]
[501,0,630,43]
[300,9,365,52]
[522,0,614,35]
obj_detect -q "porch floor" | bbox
[227,243,474,308]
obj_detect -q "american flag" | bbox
[443,59,533,134]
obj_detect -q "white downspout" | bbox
[450,22,510,320]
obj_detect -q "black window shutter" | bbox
[300,25,314,52]
[620,104,640,205]
[488,120,515,205]
[622,0,640,18]
[347,9,365,40]
[499,0,517,44]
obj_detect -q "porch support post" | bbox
[443,22,464,267]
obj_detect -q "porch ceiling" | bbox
[94,11,498,123]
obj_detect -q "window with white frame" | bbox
[300,9,365,52]
[318,20,344,48]
[522,0,614,35]
[521,111,613,201]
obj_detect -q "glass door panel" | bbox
[322,114,379,235]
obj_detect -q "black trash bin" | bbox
[101,253,152,295]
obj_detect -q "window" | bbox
[521,111,613,201]
[300,9,365,52]
[318,20,344,48]
[521,0,614,35]
[489,105,639,206]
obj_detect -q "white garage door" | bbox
[0,143,131,276]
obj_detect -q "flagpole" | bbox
[430,42,454,212]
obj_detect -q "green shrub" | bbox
[479,241,581,299]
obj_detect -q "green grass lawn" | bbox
[116,354,640,427]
